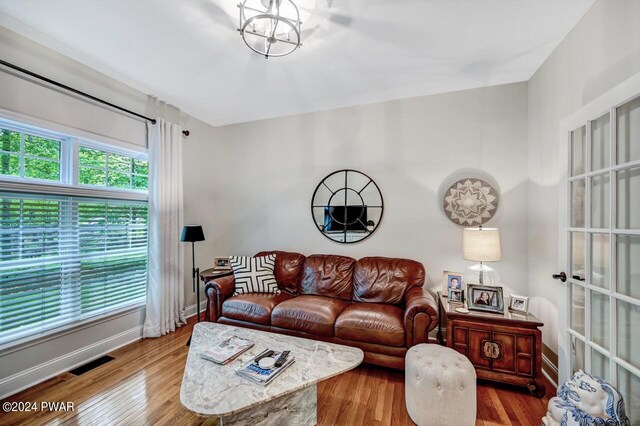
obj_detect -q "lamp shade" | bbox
[463,227,501,262]
[180,225,205,242]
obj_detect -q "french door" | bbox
[558,75,640,421]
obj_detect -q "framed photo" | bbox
[442,271,464,294]
[467,284,504,313]
[213,256,231,270]
[448,288,464,304]
[508,294,529,313]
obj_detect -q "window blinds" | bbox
[0,191,148,345]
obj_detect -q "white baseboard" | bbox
[185,300,208,319]
[542,353,559,389]
[0,325,142,400]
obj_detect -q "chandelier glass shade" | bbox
[238,0,302,58]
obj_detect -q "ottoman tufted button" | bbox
[437,384,442,391]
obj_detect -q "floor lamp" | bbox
[181,225,205,346]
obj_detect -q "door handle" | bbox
[552,272,567,282]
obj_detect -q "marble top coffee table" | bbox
[180,322,364,425]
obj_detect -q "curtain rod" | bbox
[0,59,190,137]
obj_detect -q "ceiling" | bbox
[0,0,594,127]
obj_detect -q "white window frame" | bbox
[0,115,149,352]
[0,118,147,202]
[75,142,148,191]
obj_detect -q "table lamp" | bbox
[181,225,205,346]
[463,227,501,285]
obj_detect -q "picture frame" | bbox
[213,256,231,270]
[448,288,464,304]
[467,284,504,313]
[508,294,529,313]
[442,271,464,294]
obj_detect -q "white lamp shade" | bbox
[463,228,502,262]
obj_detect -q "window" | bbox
[0,127,62,181]
[0,119,148,346]
[79,146,148,190]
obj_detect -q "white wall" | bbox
[0,27,215,397]
[527,0,640,354]
[183,83,530,298]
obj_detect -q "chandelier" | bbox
[238,0,302,58]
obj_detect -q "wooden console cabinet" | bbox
[437,293,546,397]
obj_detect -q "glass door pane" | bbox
[591,113,610,171]
[571,336,585,374]
[617,167,640,230]
[617,365,640,422]
[617,235,640,299]
[571,180,585,228]
[590,234,610,289]
[590,174,609,228]
[571,284,585,335]
[617,299,640,370]
[617,96,640,165]
[590,291,610,350]
[591,348,610,381]
[571,126,586,176]
[571,232,586,281]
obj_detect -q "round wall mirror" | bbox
[311,169,383,244]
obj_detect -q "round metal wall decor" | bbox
[443,178,499,226]
[311,170,383,244]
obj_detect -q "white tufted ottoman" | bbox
[405,344,476,426]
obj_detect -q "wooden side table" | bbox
[199,268,233,283]
[437,292,546,397]
[199,268,233,321]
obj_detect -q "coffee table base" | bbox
[219,384,317,426]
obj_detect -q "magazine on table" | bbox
[236,349,295,386]
[200,335,255,365]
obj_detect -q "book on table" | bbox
[236,349,295,386]
[200,335,255,365]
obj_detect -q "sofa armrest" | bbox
[204,275,235,322]
[404,286,438,347]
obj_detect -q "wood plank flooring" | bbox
[0,317,552,425]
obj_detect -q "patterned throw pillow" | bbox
[230,255,280,295]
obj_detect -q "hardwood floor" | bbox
[0,318,552,425]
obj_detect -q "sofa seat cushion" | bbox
[222,293,292,325]
[335,303,405,347]
[271,295,348,336]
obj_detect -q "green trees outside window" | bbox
[1,128,61,181]
[79,147,148,190]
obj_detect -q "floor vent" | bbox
[70,355,115,376]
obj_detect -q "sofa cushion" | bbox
[255,250,305,295]
[300,254,356,301]
[222,293,292,325]
[271,295,348,336]
[353,257,425,304]
[230,255,280,295]
[335,303,405,347]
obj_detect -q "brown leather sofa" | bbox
[205,251,438,369]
